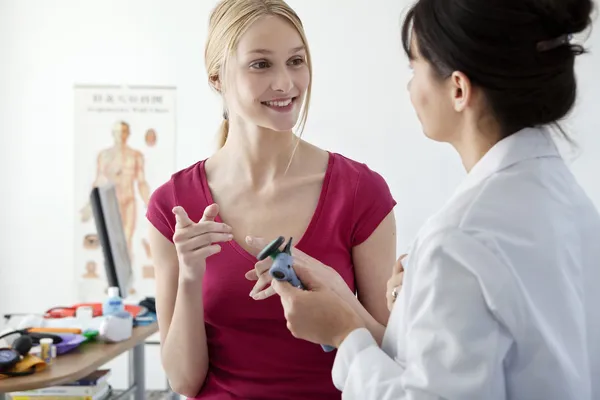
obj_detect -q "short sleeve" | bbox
[146,178,177,242]
[351,166,397,246]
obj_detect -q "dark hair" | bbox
[401,0,594,138]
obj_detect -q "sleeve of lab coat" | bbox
[331,230,513,400]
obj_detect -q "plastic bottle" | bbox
[102,287,125,316]
[76,305,94,331]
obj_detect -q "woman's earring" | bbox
[223,110,228,120]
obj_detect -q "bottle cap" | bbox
[40,338,53,345]
[108,287,120,297]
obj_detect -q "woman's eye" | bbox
[289,58,305,66]
[251,61,270,69]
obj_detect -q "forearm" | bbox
[162,279,209,397]
[347,211,397,346]
[336,289,385,345]
[347,294,386,345]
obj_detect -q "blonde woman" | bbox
[146,0,397,398]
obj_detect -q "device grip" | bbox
[270,263,337,353]
[288,274,304,289]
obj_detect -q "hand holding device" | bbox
[257,236,335,352]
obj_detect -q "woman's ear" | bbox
[210,74,222,92]
[450,71,471,113]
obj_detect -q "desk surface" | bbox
[0,322,158,393]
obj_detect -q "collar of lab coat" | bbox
[454,126,561,195]
[404,125,563,257]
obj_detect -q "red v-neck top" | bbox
[146,152,396,400]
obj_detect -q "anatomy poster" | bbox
[74,85,176,302]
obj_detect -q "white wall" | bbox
[1,0,599,392]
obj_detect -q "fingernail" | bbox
[227,234,233,240]
[245,236,252,244]
[249,291,255,297]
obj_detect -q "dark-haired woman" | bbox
[264,0,600,398]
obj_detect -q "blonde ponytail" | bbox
[217,117,229,149]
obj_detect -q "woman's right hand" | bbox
[172,203,233,282]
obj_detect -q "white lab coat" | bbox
[332,126,600,399]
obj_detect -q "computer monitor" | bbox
[90,183,133,298]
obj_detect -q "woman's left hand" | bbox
[386,254,407,311]
[244,236,349,300]
[270,261,365,348]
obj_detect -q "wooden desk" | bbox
[0,323,158,400]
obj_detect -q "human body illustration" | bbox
[80,121,151,294]
[81,121,151,256]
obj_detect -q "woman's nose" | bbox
[272,68,294,93]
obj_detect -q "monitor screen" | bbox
[90,183,132,298]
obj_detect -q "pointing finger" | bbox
[200,203,220,223]
[173,206,194,229]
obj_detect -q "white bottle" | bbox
[102,287,125,316]
[75,305,94,330]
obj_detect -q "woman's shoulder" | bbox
[327,152,397,246]
[152,160,206,199]
[171,159,206,188]
[331,152,371,174]
[146,159,208,240]
[330,152,393,195]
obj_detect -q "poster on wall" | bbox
[74,85,176,302]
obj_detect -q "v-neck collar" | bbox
[198,152,335,262]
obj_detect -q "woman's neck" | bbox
[216,119,299,186]
[452,116,503,173]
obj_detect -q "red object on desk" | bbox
[43,303,143,319]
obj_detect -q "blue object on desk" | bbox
[134,312,157,326]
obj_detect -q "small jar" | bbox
[39,338,55,365]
